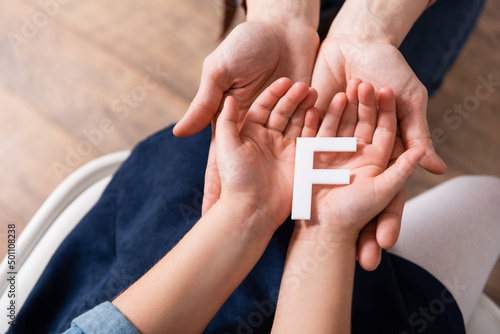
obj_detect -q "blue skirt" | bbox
[10,125,464,334]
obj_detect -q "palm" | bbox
[312,37,426,117]
[215,21,319,116]
[311,142,389,233]
[176,20,319,136]
[215,79,318,227]
[222,127,296,221]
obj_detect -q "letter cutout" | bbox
[291,137,357,220]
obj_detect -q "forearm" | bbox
[329,0,434,46]
[246,0,320,29]
[272,223,357,333]
[113,200,275,334]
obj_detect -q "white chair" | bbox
[0,151,129,333]
[0,151,499,333]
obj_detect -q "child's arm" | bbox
[112,199,274,333]
[112,78,318,334]
[271,80,424,333]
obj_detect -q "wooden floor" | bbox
[0,0,499,307]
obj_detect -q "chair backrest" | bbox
[0,151,130,333]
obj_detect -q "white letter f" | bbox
[291,137,357,220]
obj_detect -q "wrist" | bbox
[292,219,359,249]
[214,197,280,238]
[246,0,320,30]
[328,0,430,47]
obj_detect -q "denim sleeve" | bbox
[62,302,140,334]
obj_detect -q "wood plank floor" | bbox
[0,0,499,309]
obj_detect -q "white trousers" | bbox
[389,176,500,323]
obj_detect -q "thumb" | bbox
[202,139,221,215]
[418,142,447,175]
[397,87,447,175]
[173,69,227,137]
[375,148,425,199]
[215,96,241,153]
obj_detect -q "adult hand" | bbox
[313,36,445,174]
[173,20,319,137]
[173,19,319,214]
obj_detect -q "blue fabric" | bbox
[62,302,139,334]
[319,0,486,96]
[9,125,464,334]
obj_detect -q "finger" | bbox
[301,108,320,137]
[266,82,310,132]
[216,96,242,152]
[174,65,227,137]
[373,136,406,248]
[376,187,406,249]
[337,78,361,137]
[202,138,221,215]
[284,88,318,138]
[397,86,447,174]
[375,148,425,201]
[211,97,241,213]
[316,92,347,137]
[354,83,377,144]
[357,220,382,271]
[420,147,447,175]
[372,87,398,163]
[244,77,293,126]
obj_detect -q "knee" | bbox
[444,175,500,231]
[439,175,500,220]
[444,175,500,199]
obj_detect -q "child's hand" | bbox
[215,78,319,230]
[295,80,425,242]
